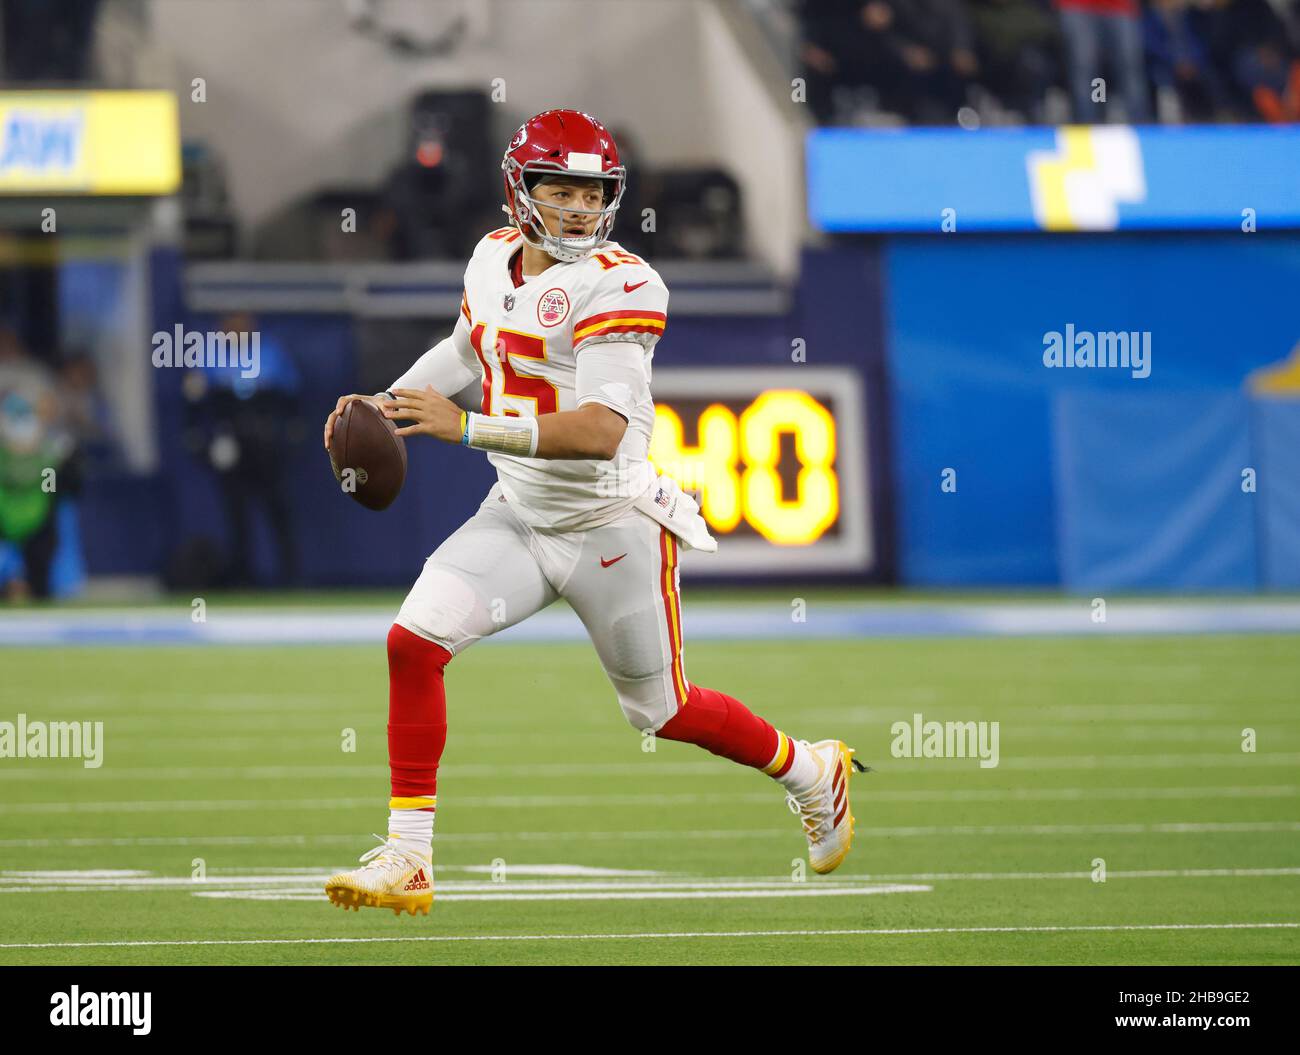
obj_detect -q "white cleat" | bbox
[785,739,868,875]
[325,834,433,916]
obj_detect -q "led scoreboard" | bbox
[648,366,872,575]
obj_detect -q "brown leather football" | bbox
[328,399,407,511]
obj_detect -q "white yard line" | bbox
[800,703,1300,723]
[843,786,1300,802]
[1,819,1296,850]
[0,762,723,782]
[0,794,773,814]
[4,754,1298,782]
[2,786,1297,814]
[858,867,1300,880]
[21,721,1294,740]
[1,922,1296,951]
[0,831,784,849]
[22,740,1300,762]
[4,866,1296,895]
[924,753,1300,771]
[192,884,934,903]
[852,821,1300,836]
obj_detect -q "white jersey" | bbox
[460,227,668,531]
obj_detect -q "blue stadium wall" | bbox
[808,123,1300,592]
[884,232,1300,591]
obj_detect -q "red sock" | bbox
[655,683,779,770]
[387,624,450,803]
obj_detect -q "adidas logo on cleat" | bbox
[324,836,434,916]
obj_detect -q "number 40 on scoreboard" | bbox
[645,366,873,576]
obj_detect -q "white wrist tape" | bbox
[463,411,539,457]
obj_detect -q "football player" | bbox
[322,109,865,916]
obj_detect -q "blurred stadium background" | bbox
[0,0,1297,600]
[0,0,1298,966]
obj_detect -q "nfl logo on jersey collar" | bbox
[503,292,515,311]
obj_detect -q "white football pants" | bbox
[395,482,690,731]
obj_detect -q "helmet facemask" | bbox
[503,160,626,263]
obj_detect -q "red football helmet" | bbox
[501,109,626,263]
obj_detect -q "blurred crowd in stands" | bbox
[0,0,102,83]
[192,90,747,264]
[796,0,1300,125]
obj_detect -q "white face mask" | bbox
[504,165,626,263]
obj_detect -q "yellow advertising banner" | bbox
[0,90,180,195]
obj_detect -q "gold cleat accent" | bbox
[786,740,871,875]
[324,834,434,917]
[324,884,432,917]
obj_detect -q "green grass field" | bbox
[1,627,1298,965]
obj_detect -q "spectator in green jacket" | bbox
[0,328,71,600]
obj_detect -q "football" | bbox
[328,398,407,511]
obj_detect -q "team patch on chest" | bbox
[537,287,570,328]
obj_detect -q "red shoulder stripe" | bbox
[574,308,667,331]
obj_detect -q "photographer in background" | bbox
[182,312,304,588]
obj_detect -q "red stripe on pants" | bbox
[658,528,687,707]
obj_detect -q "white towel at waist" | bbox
[631,472,718,553]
